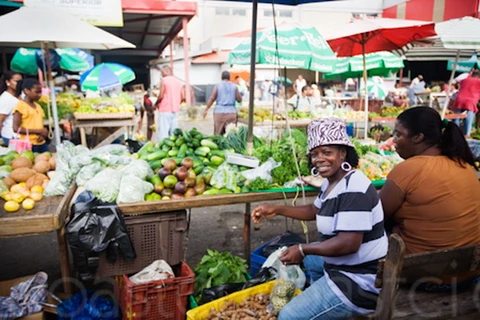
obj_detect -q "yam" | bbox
[35,153,51,164]
[10,168,36,183]
[48,157,56,170]
[26,174,46,189]
[2,177,15,189]
[11,156,32,169]
[32,161,50,174]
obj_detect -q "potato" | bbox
[2,177,15,189]
[10,168,36,183]
[35,153,51,164]
[26,174,46,190]
[48,157,56,170]
[32,161,50,174]
[11,156,32,169]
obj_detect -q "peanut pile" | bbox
[206,294,277,320]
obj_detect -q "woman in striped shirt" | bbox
[252,118,388,319]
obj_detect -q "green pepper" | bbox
[210,155,224,166]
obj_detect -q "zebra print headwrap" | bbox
[307,117,354,152]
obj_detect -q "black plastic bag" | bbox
[199,267,276,305]
[125,139,146,153]
[261,231,306,258]
[468,139,480,161]
[67,190,136,282]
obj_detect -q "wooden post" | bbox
[182,18,191,107]
[57,226,72,293]
[244,203,251,268]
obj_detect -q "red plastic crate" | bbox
[119,261,195,320]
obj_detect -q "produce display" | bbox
[75,93,135,114]
[0,150,55,212]
[194,250,249,304]
[205,294,277,320]
[359,152,403,180]
[38,95,75,120]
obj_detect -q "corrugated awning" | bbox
[192,51,230,64]
[400,37,476,61]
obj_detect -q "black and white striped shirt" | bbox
[313,170,388,313]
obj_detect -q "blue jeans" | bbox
[453,110,476,136]
[278,255,359,320]
[157,112,178,141]
[2,137,9,146]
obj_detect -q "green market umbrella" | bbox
[361,77,387,99]
[80,63,135,91]
[11,47,93,75]
[228,24,337,72]
[447,53,479,73]
[324,51,404,80]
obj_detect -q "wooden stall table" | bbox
[118,190,319,266]
[0,184,76,293]
[238,118,312,128]
[73,113,137,148]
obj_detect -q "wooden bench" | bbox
[359,234,480,319]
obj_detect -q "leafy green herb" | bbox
[194,250,248,303]
[247,177,271,190]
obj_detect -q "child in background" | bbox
[13,79,49,153]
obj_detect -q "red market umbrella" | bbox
[326,18,436,139]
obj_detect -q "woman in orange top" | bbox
[380,107,479,285]
[13,79,49,153]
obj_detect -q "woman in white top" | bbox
[0,71,22,145]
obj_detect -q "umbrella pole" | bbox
[43,42,62,146]
[441,49,460,119]
[246,0,258,156]
[362,42,369,140]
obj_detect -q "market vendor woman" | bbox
[252,118,388,319]
[379,107,480,283]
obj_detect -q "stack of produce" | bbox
[238,107,273,123]
[358,152,403,180]
[75,93,135,114]
[0,150,55,212]
[38,95,74,120]
[380,106,407,118]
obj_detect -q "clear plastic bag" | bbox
[85,168,122,202]
[210,163,238,191]
[44,170,72,196]
[268,263,301,314]
[119,159,153,180]
[75,161,106,187]
[241,158,281,183]
[116,174,153,203]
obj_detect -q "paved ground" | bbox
[0,117,319,286]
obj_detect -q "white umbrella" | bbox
[436,16,480,119]
[0,6,135,145]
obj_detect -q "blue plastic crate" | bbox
[250,241,270,276]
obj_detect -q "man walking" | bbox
[154,66,184,140]
[203,71,242,135]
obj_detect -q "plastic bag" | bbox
[57,291,119,320]
[468,139,480,160]
[116,174,153,203]
[262,247,306,291]
[75,161,106,187]
[129,260,175,285]
[210,163,238,191]
[44,170,72,196]
[241,158,281,183]
[268,264,299,313]
[85,168,122,202]
[125,139,146,153]
[119,159,153,180]
[261,232,306,258]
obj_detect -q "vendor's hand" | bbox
[279,245,304,265]
[36,135,45,144]
[251,205,277,224]
[202,109,208,119]
[39,128,49,138]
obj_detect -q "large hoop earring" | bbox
[341,162,352,172]
[311,167,320,177]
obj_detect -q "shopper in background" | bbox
[203,71,241,135]
[380,107,479,285]
[0,71,22,146]
[451,70,480,137]
[154,66,184,140]
[13,79,49,153]
[293,74,307,96]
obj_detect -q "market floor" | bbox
[0,199,318,285]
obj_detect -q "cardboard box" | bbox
[0,275,44,320]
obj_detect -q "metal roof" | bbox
[401,38,476,61]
